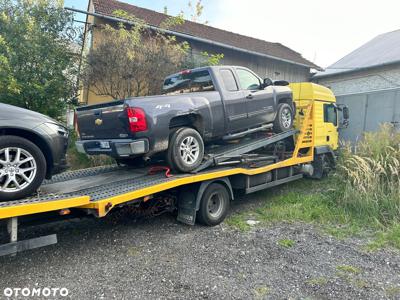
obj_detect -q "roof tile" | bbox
[92,0,320,69]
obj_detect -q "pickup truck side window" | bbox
[220,69,238,91]
[162,70,215,95]
[237,69,261,91]
[324,103,338,126]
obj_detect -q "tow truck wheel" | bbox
[0,136,46,201]
[273,103,294,133]
[197,183,230,226]
[310,153,334,179]
[168,127,204,173]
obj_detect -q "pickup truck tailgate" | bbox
[76,102,130,139]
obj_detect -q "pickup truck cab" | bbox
[76,66,295,172]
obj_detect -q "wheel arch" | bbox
[195,177,234,211]
[0,127,54,177]
[314,145,337,164]
[169,114,205,137]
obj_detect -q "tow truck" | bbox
[0,83,348,256]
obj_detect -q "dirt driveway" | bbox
[0,193,399,300]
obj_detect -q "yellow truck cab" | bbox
[290,82,348,178]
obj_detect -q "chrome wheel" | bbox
[179,136,200,165]
[281,108,292,129]
[207,192,224,219]
[0,147,37,193]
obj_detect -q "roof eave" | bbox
[314,60,400,79]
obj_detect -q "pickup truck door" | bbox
[235,68,276,126]
[218,68,250,132]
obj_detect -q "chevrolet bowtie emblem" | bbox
[95,118,103,126]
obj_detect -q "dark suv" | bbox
[0,103,68,201]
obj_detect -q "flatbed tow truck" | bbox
[0,83,347,256]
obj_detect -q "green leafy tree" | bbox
[0,0,79,118]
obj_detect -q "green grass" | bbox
[385,286,400,297]
[277,238,295,248]
[305,277,329,286]
[225,177,400,250]
[336,265,361,274]
[254,286,270,297]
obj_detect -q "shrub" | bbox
[335,124,400,226]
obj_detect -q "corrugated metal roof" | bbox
[314,29,400,78]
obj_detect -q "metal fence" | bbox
[336,87,400,142]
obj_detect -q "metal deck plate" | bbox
[0,165,199,209]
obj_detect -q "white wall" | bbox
[313,63,400,95]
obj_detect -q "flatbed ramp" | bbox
[0,103,315,256]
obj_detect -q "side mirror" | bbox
[263,78,273,88]
[343,106,349,120]
[337,105,349,129]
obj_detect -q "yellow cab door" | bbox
[314,101,339,151]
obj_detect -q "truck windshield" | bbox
[162,70,215,95]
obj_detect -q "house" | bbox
[79,0,320,105]
[313,29,400,141]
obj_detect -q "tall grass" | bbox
[336,124,400,227]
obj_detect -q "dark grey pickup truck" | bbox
[76,66,294,172]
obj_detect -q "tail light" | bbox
[126,107,148,133]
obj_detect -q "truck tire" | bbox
[273,103,294,133]
[0,136,46,201]
[167,127,204,173]
[310,153,334,179]
[197,183,230,226]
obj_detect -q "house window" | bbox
[220,69,238,91]
[324,103,337,126]
[236,69,261,90]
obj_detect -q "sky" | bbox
[64,0,400,68]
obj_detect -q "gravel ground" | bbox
[0,193,400,300]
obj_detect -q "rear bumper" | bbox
[76,139,150,157]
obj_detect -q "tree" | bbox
[82,9,223,100]
[187,0,208,24]
[82,10,189,99]
[0,0,79,118]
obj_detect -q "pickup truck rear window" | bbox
[163,70,215,95]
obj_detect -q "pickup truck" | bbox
[75,66,295,172]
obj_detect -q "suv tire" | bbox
[0,136,46,201]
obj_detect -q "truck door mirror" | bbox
[343,106,349,120]
[338,105,349,129]
[263,78,273,88]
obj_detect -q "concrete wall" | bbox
[313,64,400,142]
[313,63,400,96]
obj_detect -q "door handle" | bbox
[246,94,254,99]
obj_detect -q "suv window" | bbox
[324,103,337,126]
[237,69,261,90]
[162,70,215,95]
[220,69,238,91]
